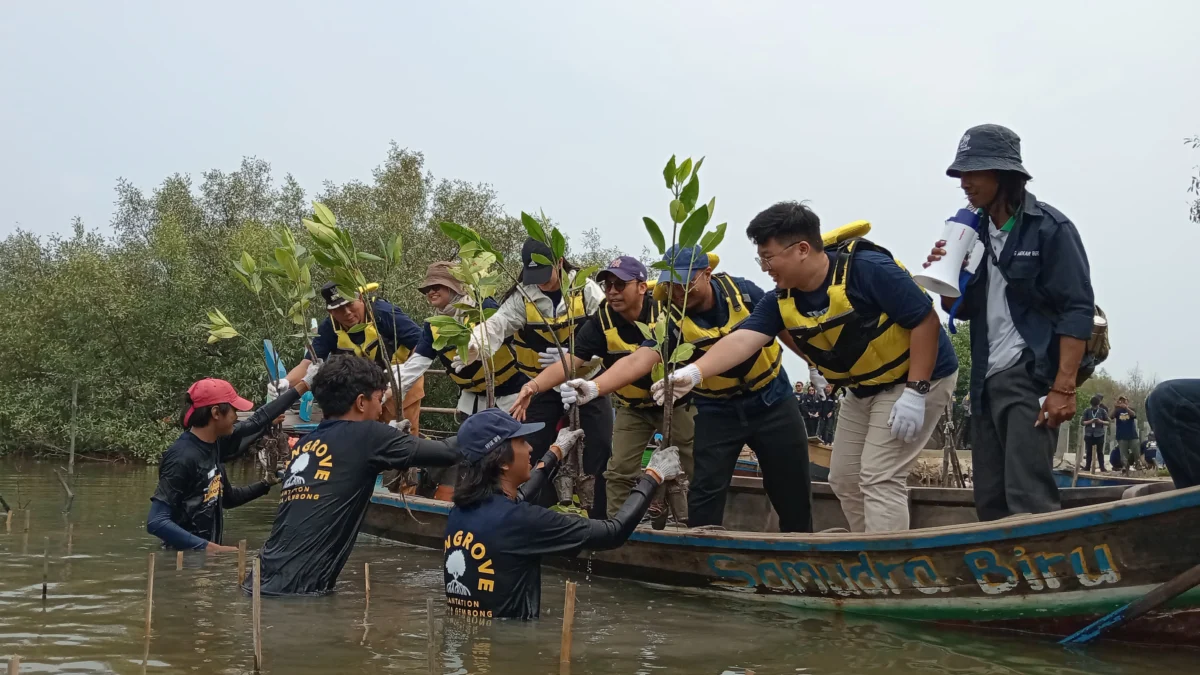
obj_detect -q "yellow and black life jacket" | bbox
[670,273,783,399]
[334,321,412,366]
[430,318,520,394]
[777,237,916,389]
[599,293,659,408]
[511,288,590,377]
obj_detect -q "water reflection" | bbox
[1,457,1196,674]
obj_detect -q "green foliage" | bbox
[946,322,971,398]
[0,147,621,461]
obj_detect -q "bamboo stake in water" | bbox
[560,581,577,665]
[42,537,49,599]
[364,562,371,601]
[237,540,247,584]
[24,510,31,533]
[252,557,263,672]
[8,655,19,675]
[67,523,73,556]
[176,550,184,570]
[144,553,156,637]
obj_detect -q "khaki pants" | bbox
[829,374,956,533]
[604,404,696,518]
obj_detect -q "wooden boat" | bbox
[1053,468,1172,488]
[734,440,830,482]
[364,478,1200,644]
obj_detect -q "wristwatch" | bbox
[906,380,931,395]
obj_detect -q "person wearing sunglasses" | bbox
[509,256,696,518]
[554,246,813,533]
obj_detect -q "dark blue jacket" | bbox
[956,192,1094,415]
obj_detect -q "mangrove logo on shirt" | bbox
[283,452,310,489]
[202,467,222,504]
[444,529,494,618]
[280,438,336,503]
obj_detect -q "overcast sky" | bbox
[3,1,1199,385]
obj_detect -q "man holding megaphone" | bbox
[924,123,1095,522]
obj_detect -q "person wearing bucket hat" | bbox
[508,255,698,520]
[391,262,530,500]
[146,367,317,552]
[925,123,1096,521]
[544,244,814,533]
[443,407,682,619]
[457,237,612,519]
[251,355,460,596]
[281,280,425,432]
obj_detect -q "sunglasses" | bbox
[602,278,631,292]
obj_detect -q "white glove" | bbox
[650,364,703,406]
[302,361,320,387]
[552,428,585,455]
[538,347,569,368]
[808,367,829,399]
[389,418,412,434]
[450,355,467,373]
[558,379,599,409]
[267,378,290,399]
[888,387,927,444]
[463,324,488,365]
[645,445,682,482]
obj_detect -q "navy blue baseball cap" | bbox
[597,256,648,283]
[456,408,545,464]
[657,245,709,284]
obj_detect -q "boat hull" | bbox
[364,484,1200,644]
[1053,469,1172,488]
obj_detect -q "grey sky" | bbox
[3,1,1198,384]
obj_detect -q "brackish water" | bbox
[1,457,1195,674]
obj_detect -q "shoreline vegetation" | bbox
[0,144,620,463]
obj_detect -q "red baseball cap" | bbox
[184,378,254,426]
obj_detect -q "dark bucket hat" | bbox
[946,124,1032,180]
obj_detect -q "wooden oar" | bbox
[1060,562,1200,644]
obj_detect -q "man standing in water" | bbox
[926,124,1094,521]
[254,355,459,595]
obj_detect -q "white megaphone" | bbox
[912,209,980,298]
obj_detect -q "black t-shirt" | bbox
[256,419,458,595]
[149,390,298,545]
[443,493,599,620]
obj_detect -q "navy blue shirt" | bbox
[414,299,527,397]
[956,193,1094,415]
[1113,407,1139,441]
[309,298,422,363]
[739,249,957,398]
[444,493,603,620]
[646,275,791,413]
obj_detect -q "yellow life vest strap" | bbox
[599,295,659,408]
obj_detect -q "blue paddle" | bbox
[1060,562,1200,644]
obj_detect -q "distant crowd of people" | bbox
[794,382,838,444]
[1081,394,1161,473]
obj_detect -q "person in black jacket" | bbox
[146,367,315,551]
[254,355,460,595]
[443,407,681,620]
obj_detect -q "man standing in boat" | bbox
[647,204,957,534]
[281,282,424,430]
[555,245,814,532]
[925,124,1094,520]
[508,256,696,518]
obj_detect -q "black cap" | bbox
[521,238,555,286]
[320,281,352,310]
[946,124,1032,179]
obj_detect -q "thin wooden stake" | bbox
[364,562,371,601]
[24,510,30,533]
[67,523,73,555]
[237,539,247,584]
[42,537,49,599]
[69,380,78,475]
[560,581,577,664]
[7,655,19,675]
[176,550,184,570]
[252,557,263,672]
[144,553,155,637]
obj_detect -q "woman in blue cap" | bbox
[442,408,681,620]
